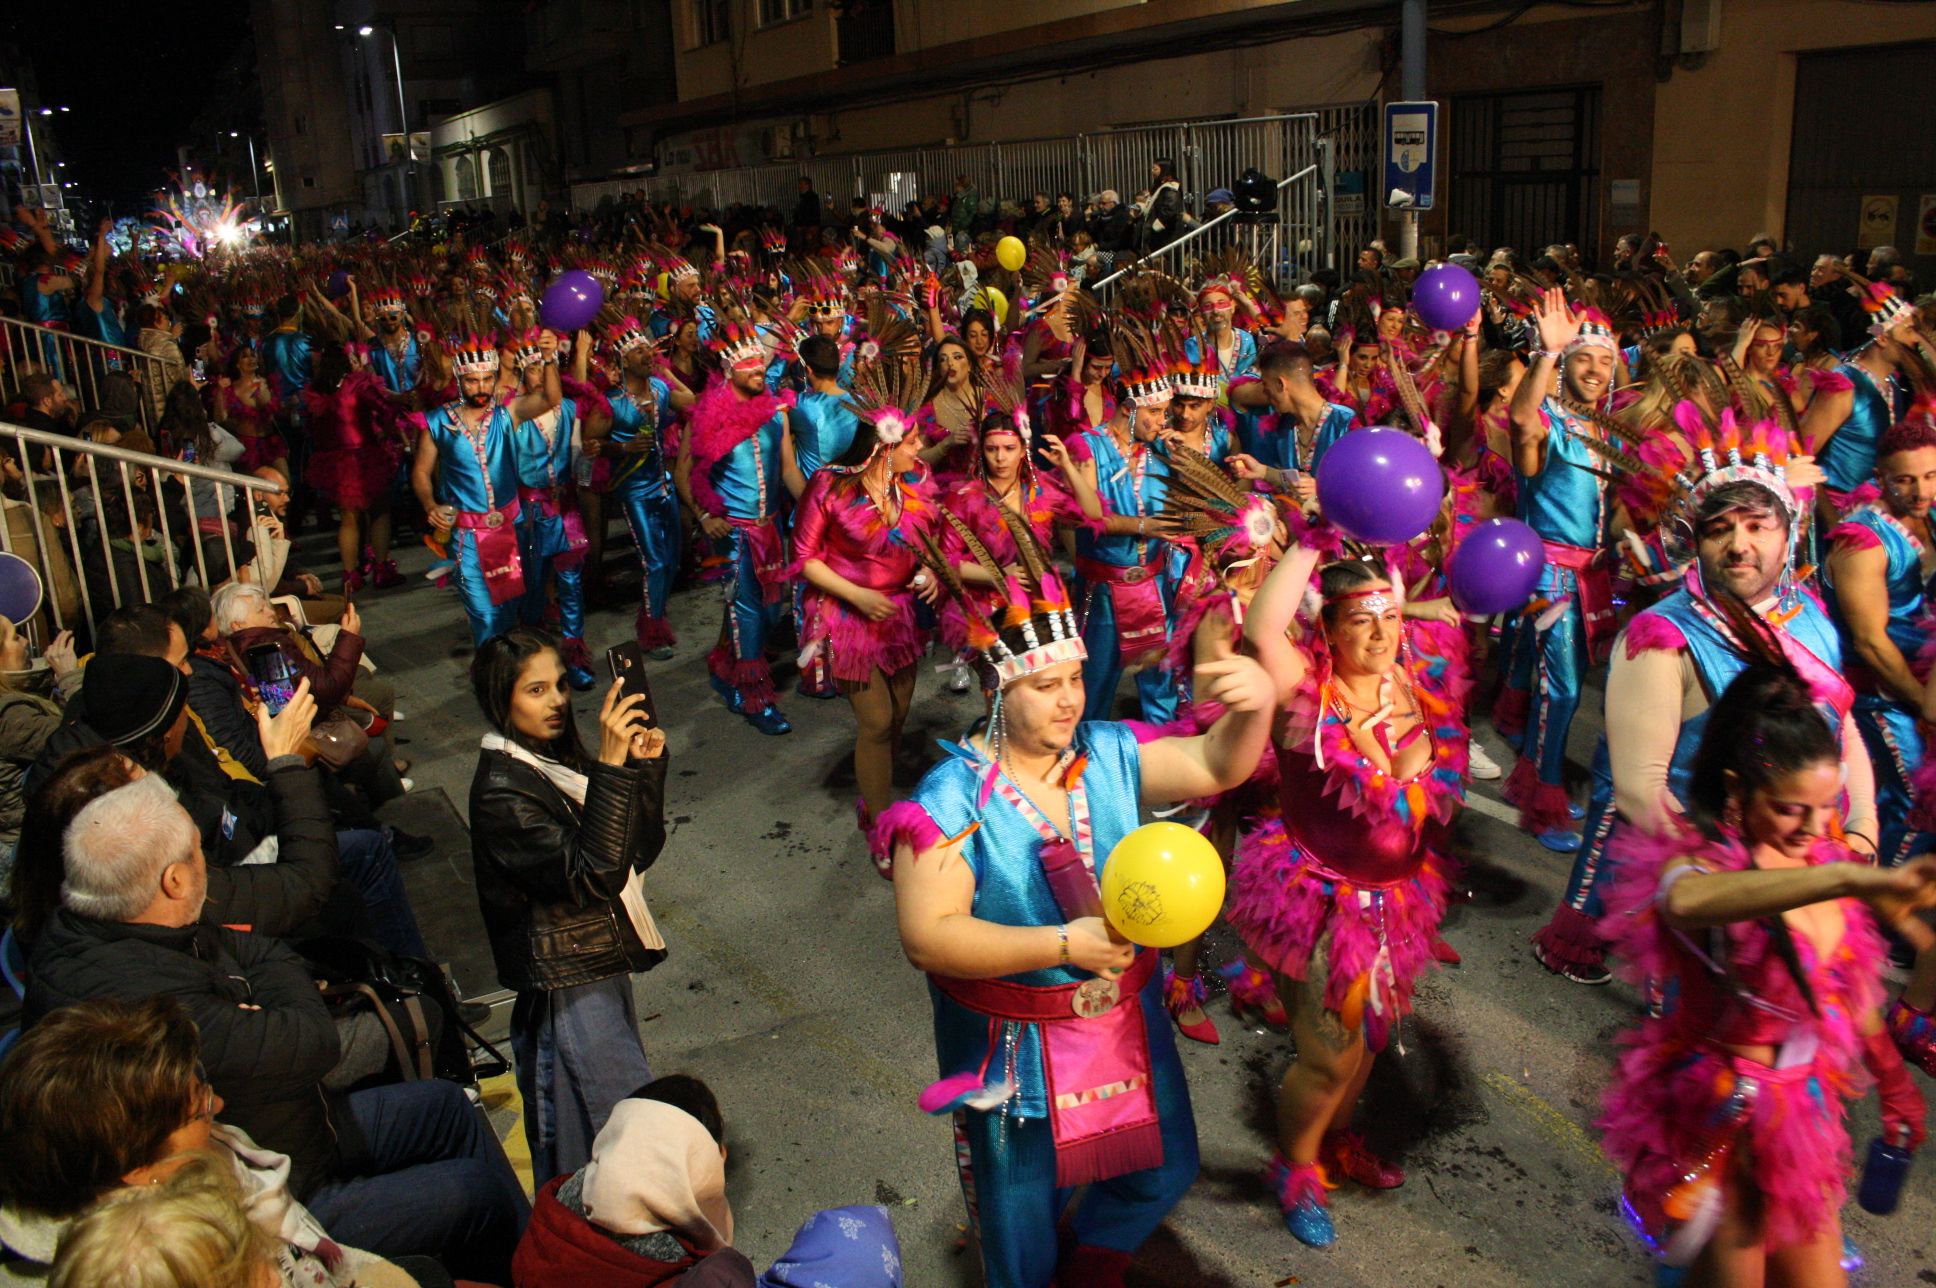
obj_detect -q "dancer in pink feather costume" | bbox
[1596,654,1934,1286]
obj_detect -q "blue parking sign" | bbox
[1384,101,1438,211]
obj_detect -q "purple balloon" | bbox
[1412,262,1482,332]
[1447,517,1546,615]
[1314,427,1445,546]
[325,270,351,299]
[0,552,43,625]
[540,270,604,332]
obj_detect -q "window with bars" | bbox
[758,0,811,27]
[691,0,731,47]
[1448,86,1601,259]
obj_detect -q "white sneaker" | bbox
[948,663,973,694]
[399,776,416,793]
[1467,741,1503,780]
[391,708,407,720]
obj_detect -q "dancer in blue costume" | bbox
[1056,320,1181,725]
[648,248,719,343]
[1498,289,1623,852]
[1821,411,1936,1073]
[1228,341,1355,488]
[877,522,1275,1288]
[1823,418,1936,867]
[597,317,694,659]
[1800,281,1922,513]
[365,289,422,396]
[1531,404,1878,985]
[676,322,794,736]
[413,330,562,648]
[785,335,861,482]
[508,330,595,690]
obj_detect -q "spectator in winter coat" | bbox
[513,1076,754,1288]
[22,768,529,1281]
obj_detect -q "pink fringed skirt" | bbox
[309,445,400,510]
[1227,816,1451,1051]
[1599,1037,1855,1252]
[801,588,929,687]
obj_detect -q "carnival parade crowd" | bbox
[1,165,1936,1288]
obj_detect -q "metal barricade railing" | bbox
[0,419,287,644]
[0,317,175,436]
[567,112,1333,271]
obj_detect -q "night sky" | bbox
[3,2,252,215]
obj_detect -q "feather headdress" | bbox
[447,332,501,379]
[917,510,1084,688]
[1161,442,1284,571]
[1112,315,1174,408]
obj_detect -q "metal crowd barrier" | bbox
[1088,164,1323,294]
[0,418,287,643]
[568,113,1331,271]
[0,316,175,435]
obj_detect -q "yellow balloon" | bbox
[982,286,1008,328]
[1099,822,1226,948]
[995,235,1027,272]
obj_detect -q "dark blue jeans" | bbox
[305,1079,529,1284]
[335,829,427,959]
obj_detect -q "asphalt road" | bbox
[345,537,1935,1287]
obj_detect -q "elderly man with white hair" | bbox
[24,772,532,1281]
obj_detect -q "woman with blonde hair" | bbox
[50,1158,281,1288]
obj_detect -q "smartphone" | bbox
[605,643,658,727]
[245,643,298,716]
[190,358,207,383]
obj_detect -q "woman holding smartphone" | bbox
[469,627,670,1185]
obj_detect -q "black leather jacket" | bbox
[468,749,669,992]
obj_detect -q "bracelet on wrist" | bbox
[1056,924,1071,966]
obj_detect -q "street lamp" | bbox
[358,25,408,140]
[231,131,264,206]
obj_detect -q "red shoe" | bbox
[342,568,365,595]
[1320,1129,1405,1189]
[1055,1243,1131,1288]
[1431,936,1462,966]
[1161,962,1221,1045]
[1888,997,1936,1077]
[1220,958,1290,1030]
[370,558,404,589]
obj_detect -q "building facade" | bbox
[576,0,1936,277]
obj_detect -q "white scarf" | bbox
[480,732,665,953]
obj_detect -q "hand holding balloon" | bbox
[1099,822,1227,949]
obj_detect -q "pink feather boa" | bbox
[1596,823,1882,1250]
[687,380,793,517]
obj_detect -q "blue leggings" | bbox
[1555,741,1620,918]
[616,485,681,627]
[1078,582,1178,725]
[1518,569,1587,791]
[1855,699,1931,868]
[723,528,781,663]
[516,512,585,640]
[956,990,1199,1288]
[451,529,522,648]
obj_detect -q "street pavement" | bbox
[345,536,1934,1287]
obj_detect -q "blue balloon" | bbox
[540,270,603,332]
[1313,427,1445,546]
[1448,517,1546,615]
[0,552,43,625]
[1412,262,1482,331]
